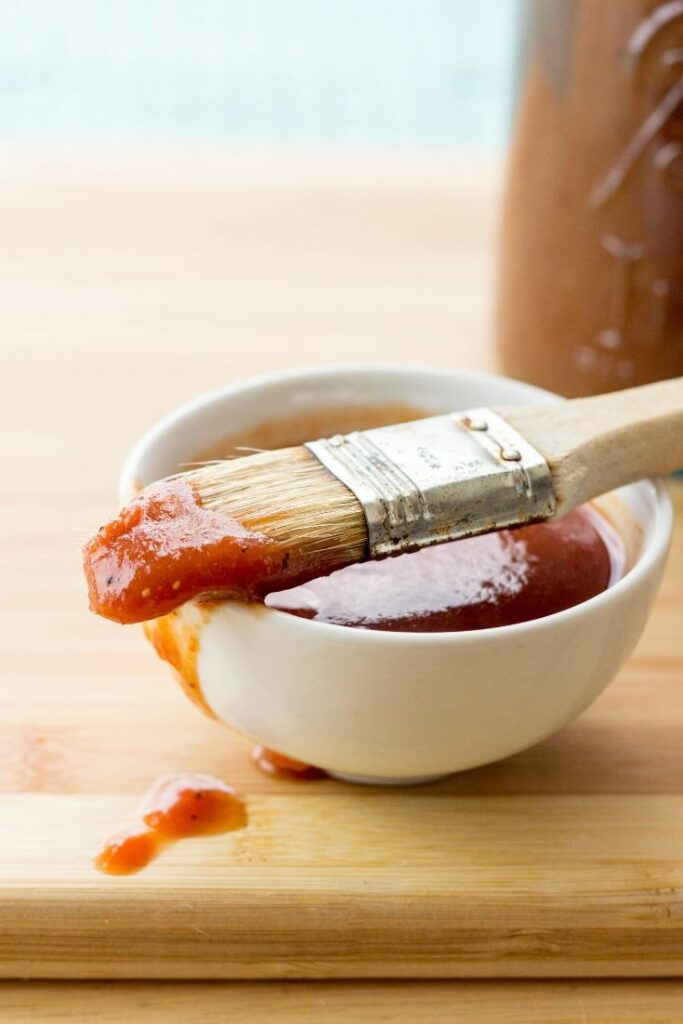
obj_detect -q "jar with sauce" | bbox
[497,0,683,397]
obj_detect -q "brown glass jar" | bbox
[497,0,683,396]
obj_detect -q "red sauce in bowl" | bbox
[265,506,624,632]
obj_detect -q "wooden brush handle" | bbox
[496,376,683,514]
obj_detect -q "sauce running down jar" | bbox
[497,0,683,396]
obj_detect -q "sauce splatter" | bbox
[266,506,624,632]
[94,828,158,876]
[251,745,326,780]
[94,773,247,876]
[83,479,287,625]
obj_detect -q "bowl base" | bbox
[328,770,449,787]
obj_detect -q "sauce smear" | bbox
[94,773,247,875]
[94,828,158,876]
[251,745,326,780]
[83,479,287,624]
[266,507,624,632]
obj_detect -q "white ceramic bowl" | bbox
[120,365,673,784]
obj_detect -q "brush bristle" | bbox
[185,446,368,569]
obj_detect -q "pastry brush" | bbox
[85,376,683,624]
[193,375,683,565]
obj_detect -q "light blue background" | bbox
[0,1,516,147]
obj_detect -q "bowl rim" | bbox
[119,361,557,499]
[120,362,674,647]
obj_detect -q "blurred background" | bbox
[0,1,514,148]
[2,1,516,456]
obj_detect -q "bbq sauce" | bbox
[83,479,290,625]
[95,828,158,876]
[84,404,428,627]
[251,745,326,780]
[84,483,624,631]
[94,773,247,875]
[265,506,624,632]
[143,607,216,718]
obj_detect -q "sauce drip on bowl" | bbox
[94,773,247,875]
[251,745,326,780]
[265,507,624,632]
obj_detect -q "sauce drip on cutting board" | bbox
[94,773,247,875]
[266,507,624,632]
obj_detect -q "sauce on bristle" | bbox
[83,478,297,625]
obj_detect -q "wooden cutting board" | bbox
[1,152,682,982]
[3,980,683,1023]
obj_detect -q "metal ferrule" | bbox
[305,408,557,557]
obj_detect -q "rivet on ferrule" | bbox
[461,415,488,432]
[306,407,557,558]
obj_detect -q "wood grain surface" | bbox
[2,980,683,1023]
[1,152,682,993]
